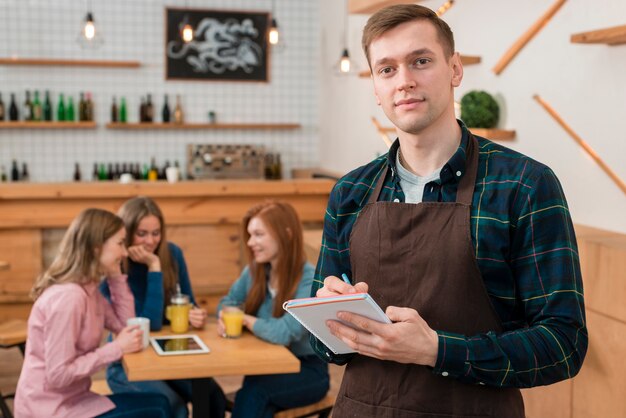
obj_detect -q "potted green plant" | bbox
[460,90,500,129]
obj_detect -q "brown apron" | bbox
[332,135,524,418]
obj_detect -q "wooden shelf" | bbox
[106,123,301,130]
[0,121,97,129]
[349,0,419,14]
[571,24,626,46]
[359,55,481,77]
[469,128,516,141]
[0,57,140,68]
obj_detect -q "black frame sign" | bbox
[165,8,270,82]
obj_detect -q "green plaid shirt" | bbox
[310,122,587,388]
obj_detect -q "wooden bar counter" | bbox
[0,179,334,321]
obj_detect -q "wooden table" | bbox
[123,322,300,418]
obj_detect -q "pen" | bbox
[341,273,351,285]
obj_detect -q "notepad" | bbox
[283,293,391,354]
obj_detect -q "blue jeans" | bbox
[107,361,226,418]
[232,355,330,418]
[97,393,170,417]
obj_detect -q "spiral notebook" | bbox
[283,293,391,354]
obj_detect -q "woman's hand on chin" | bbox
[128,245,161,271]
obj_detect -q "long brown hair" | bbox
[243,201,306,317]
[362,4,455,67]
[117,197,178,303]
[31,208,124,300]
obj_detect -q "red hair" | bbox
[242,201,306,317]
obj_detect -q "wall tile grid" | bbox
[0,0,319,181]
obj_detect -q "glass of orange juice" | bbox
[222,301,244,338]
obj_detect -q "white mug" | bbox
[126,317,150,349]
[119,173,133,184]
[165,166,179,184]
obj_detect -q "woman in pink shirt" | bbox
[14,208,170,418]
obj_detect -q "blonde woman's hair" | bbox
[242,200,306,318]
[117,196,178,303]
[31,208,124,300]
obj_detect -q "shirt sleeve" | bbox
[217,267,250,315]
[172,243,196,306]
[433,167,588,388]
[139,271,166,330]
[252,264,313,345]
[309,183,355,365]
[103,274,135,333]
[44,288,123,390]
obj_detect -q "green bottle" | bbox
[32,91,42,121]
[43,91,52,121]
[66,96,75,121]
[98,163,107,181]
[57,94,65,121]
[119,97,127,123]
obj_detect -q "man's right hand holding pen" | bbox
[315,274,369,298]
[317,273,439,368]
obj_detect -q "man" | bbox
[310,4,587,417]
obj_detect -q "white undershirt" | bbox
[396,151,442,204]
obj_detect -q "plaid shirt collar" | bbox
[386,119,470,186]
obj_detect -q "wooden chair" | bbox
[225,391,335,418]
[0,319,28,418]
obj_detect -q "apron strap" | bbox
[367,165,388,204]
[455,133,479,205]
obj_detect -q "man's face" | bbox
[369,20,462,135]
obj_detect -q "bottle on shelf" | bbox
[98,163,107,180]
[160,160,170,180]
[145,94,154,122]
[85,92,94,122]
[162,94,170,123]
[92,163,99,181]
[66,96,75,121]
[72,163,81,182]
[174,95,183,124]
[78,92,86,121]
[23,91,33,121]
[107,163,114,180]
[21,163,30,182]
[119,97,127,123]
[110,96,118,123]
[11,160,19,181]
[57,93,65,122]
[0,93,5,121]
[273,153,283,180]
[43,91,53,121]
[114,162,121,180]
[142,163,149,180]
[139,97,146,122]
[9,93,19,121]
[0,165,6,182]
[32,91,42,121]
[174,160,182,180]
[148,157,158,181]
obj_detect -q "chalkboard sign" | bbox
[165,8,270,82]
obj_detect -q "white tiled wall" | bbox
[0,0,320,181]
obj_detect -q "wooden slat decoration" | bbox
[0,57,140,68]
[533,94,626,196]
[359,55,481,78]
[469,128,516,141]
[371,116,394,148]
[492,0,567,75]
[348,0,418,14]
[0,121,97,129]
[106,122,301,130]
[571,24,626,46]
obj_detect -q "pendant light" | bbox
[337,0,352,74]
[436,0,455,16]
[268,0,280,45]
[77,0,103,48]
[180,1,194,43]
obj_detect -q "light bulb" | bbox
[340,49,351,73]
[83,13,95,40]
[436,0,455,16]
[182,24,194,43]
[269,20,279,45]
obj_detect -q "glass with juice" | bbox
[222,302,244,338]
[166,291,191,333]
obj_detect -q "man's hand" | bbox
[327,306,439,367]
[127,245,161,271]
[316,276,369,297]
